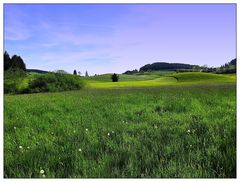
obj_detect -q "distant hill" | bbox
[123,69,138,74]
[27,69,49,74]
[139,62,196,72]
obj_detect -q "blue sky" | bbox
[4,4,236,75]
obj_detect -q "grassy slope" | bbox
[4,72,236,178]
[86,72,236,89]
[14,72,236,90]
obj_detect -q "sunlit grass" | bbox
[86,72,236,89]
[4,84,236,178]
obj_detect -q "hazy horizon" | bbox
[4,4,236,75]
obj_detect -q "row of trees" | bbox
[123,59,237,75]
[4,51,26,71]
[139,62,194,72]
[217,58,236,74]
[123,69,138,75]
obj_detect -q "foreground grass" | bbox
[4,84,236,178]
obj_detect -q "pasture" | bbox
[4,72,236,178]
[85,72,236,88]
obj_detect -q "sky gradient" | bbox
[4,4,236,75]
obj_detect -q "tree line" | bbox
[4,51,26,71]
[123,59,236,74]
[217,58,236,74]
[3,51,86,94]
[139,62,194,72]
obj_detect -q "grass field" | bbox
[85,72,236,89]
[4,72,236,178]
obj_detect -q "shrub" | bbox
[111,73,119,82]
[28,73,85,93]
[4,69,26,94]
[4,82,18,94]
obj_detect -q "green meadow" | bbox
[86,72,235,88]
[4,72,236,178]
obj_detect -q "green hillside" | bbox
[85,72,236,89]
[170,72,236,83]
[8,71,235,92]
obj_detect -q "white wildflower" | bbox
[40,169,45,174]
[85,128,88,132]
[78,148,82,152]
[111,131,114,134]
[19,146,23,149]
[27,146,30,149]
[107,132,110,136]
[154,125,158,129]
[187,129,191,133]
[42,174,46,178]
[14,126,17,130]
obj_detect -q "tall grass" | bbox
[4,84,236,178]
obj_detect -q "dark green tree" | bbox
[4,51,12,70]
[73,70,77,75]
[11,55,26,71]
[111,73,119,82]
[85,71,89,77]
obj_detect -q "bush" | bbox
[4,69,26,94]
[4,82,18,94]
[28,73,85,93]
[111,73,119,82]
